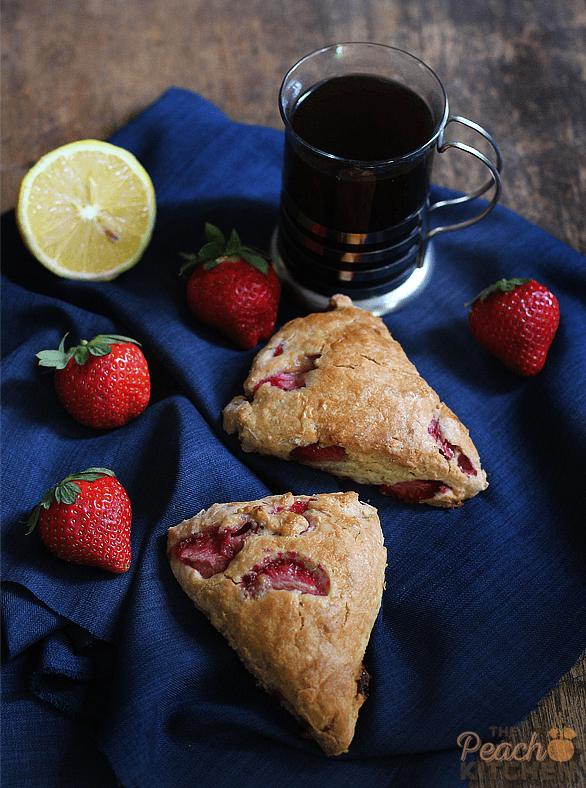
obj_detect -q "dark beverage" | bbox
[277,73,437,299]
[275,44,500,311]
[283,74,435,235]
[291,74,434,162]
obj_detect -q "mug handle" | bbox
[426,115,503,239]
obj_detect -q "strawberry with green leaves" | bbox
[37,333,150,428]
[181,223,281,350]
[467,278,560,376]
[26,467,132,573]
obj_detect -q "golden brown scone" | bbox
[223,294,488,508]
[167,490,386,756]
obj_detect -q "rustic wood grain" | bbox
[2,2,585,786]
[2,0,585,253]
[472,653,586,787]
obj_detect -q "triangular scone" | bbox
[167,491,386,756]
[223,295,488,508]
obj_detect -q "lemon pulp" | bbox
[17,139,156,281]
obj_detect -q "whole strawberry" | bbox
[468,278,560,376]
[181,223,281,350]
[26,467,132,573]
[36,333,150,428]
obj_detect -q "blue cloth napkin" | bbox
[2,87,585,788]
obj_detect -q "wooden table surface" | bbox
[2,1,585,785]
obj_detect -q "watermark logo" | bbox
[457,723,583,782]
[547,725,577,762]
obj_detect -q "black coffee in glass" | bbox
[286,74,434,232]
[274,44,502,314]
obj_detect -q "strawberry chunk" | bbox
[428,418,477,477]
[241,552,330,598]
[287,500,310,514]
[380,480,450,503]
[271,500,311,515]
[428,418,455,459]
[253,354,320,393]
[290,444,347,462]
[457,454,476,476]
[172,522,255,578]
[254,370,308,392]
[270,500,315,534]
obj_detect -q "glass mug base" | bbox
[270,227,435,316]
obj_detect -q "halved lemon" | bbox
[17,139,156,281]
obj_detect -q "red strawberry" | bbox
[181,223,281,350]
[36,333,150,428]
[26,467,132,573]
[467,278,560,376]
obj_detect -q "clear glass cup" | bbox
[271,42,502,314]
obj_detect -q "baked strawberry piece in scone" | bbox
[167,491,386,756]
[223,295,488,508]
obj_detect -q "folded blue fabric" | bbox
[2,87,585,788]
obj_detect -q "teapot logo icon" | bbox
[547,726,577,762]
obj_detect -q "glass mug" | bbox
[271,42,502,315]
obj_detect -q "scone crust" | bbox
[167,491,386,756]
[223,298,487,507]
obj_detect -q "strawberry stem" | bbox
[465,278,532,307]
[179,221,270,277]
[36,334,141,369]
[25,467,116,534]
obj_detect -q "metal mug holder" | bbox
[428,115,502,237]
